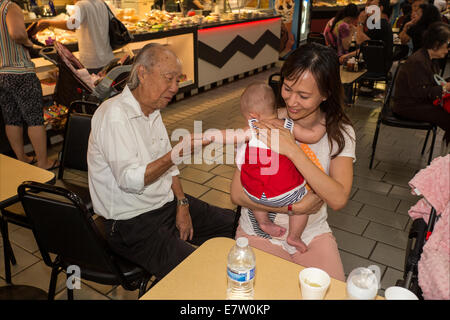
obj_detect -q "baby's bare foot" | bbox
[259,222,286,237]
[287,235,308,253]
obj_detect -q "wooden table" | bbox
[0,154,55,208]
[340,65,367,85]
[0,154,55,291]
[141,237,383,300]
[340,65,367,106]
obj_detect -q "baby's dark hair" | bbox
[240,82,277,117]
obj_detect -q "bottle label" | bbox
[227,267,255,282]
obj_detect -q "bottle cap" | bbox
[236,237,248,248]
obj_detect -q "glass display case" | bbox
[312,0,365,8]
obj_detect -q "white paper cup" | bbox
[299,267,331,300]
[385,286,418,300]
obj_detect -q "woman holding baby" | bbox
[230,43,356,281]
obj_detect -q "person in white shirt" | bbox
[87,43,236,280]
[37,0,114,73]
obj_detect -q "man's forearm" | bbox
[143,151,176,186]
[48,19,73,31]
[171,175,186,200]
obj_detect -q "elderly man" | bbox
[87,43,236,280]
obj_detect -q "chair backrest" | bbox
[58,113,92,179]
[307,32,326,45]
[69,100,99,115]
[18,181,122,277]
[360,40,386,74]
[382,62,403,115]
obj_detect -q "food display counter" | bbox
[28,1,280,100]
[310,0,365,33]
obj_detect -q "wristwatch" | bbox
[177,198,189,206]
[287,204,293,216]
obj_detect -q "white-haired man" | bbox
[87,43,236,280]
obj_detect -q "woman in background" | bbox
[0,0,57,169]
[393,22,450,147]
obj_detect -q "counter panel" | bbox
[197,17,281,87]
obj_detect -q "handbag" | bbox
[104,3,132,50]
[433,74,450,114]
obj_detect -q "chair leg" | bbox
[370,120,381,169]
[0,215,14,283]
[427,127,437,165]
[421,130,430,155]
[137,278,150,298]
[48,265,60,300]
[67,287,74,300]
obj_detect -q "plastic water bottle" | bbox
[226,237,256,300]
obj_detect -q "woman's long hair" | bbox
[416,3,441,28]
[330,3,359,35]
[280,43,354,158]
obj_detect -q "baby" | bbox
[235,82,326,252]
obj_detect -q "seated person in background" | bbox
[356,0,394,74]
[393,1,412,31]
[87,43,236,280]
[393,22,450,146]
[400,3,441,52]
[398,0,425,43]
[323,3,359,63]
[219,82,326,252]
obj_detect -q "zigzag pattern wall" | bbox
[198,30,280,68]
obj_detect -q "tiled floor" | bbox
[0,64,448,300]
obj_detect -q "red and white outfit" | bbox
[236,119,307,238]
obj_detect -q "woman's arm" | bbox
[230,169,324,215]
[339,51,357,65]
[5,3,33,48]
[257,121,353,211]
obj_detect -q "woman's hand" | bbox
[292,192,324,215]
[444,81,450,92]
[255,120,298,158]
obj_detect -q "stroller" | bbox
[39,41,133,113]
[396,155,449,300]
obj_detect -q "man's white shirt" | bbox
[88,85,180,220]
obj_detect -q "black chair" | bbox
[369,63,437,169]
[1,112,93,283]
[306,32,326,46]
[69,100,99,115]
[18,181,152,299]
[357,40,390,97]
[55,112,93,211]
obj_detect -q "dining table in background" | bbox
[0,154,55,299]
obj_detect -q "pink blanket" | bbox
[408,155,450,300]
